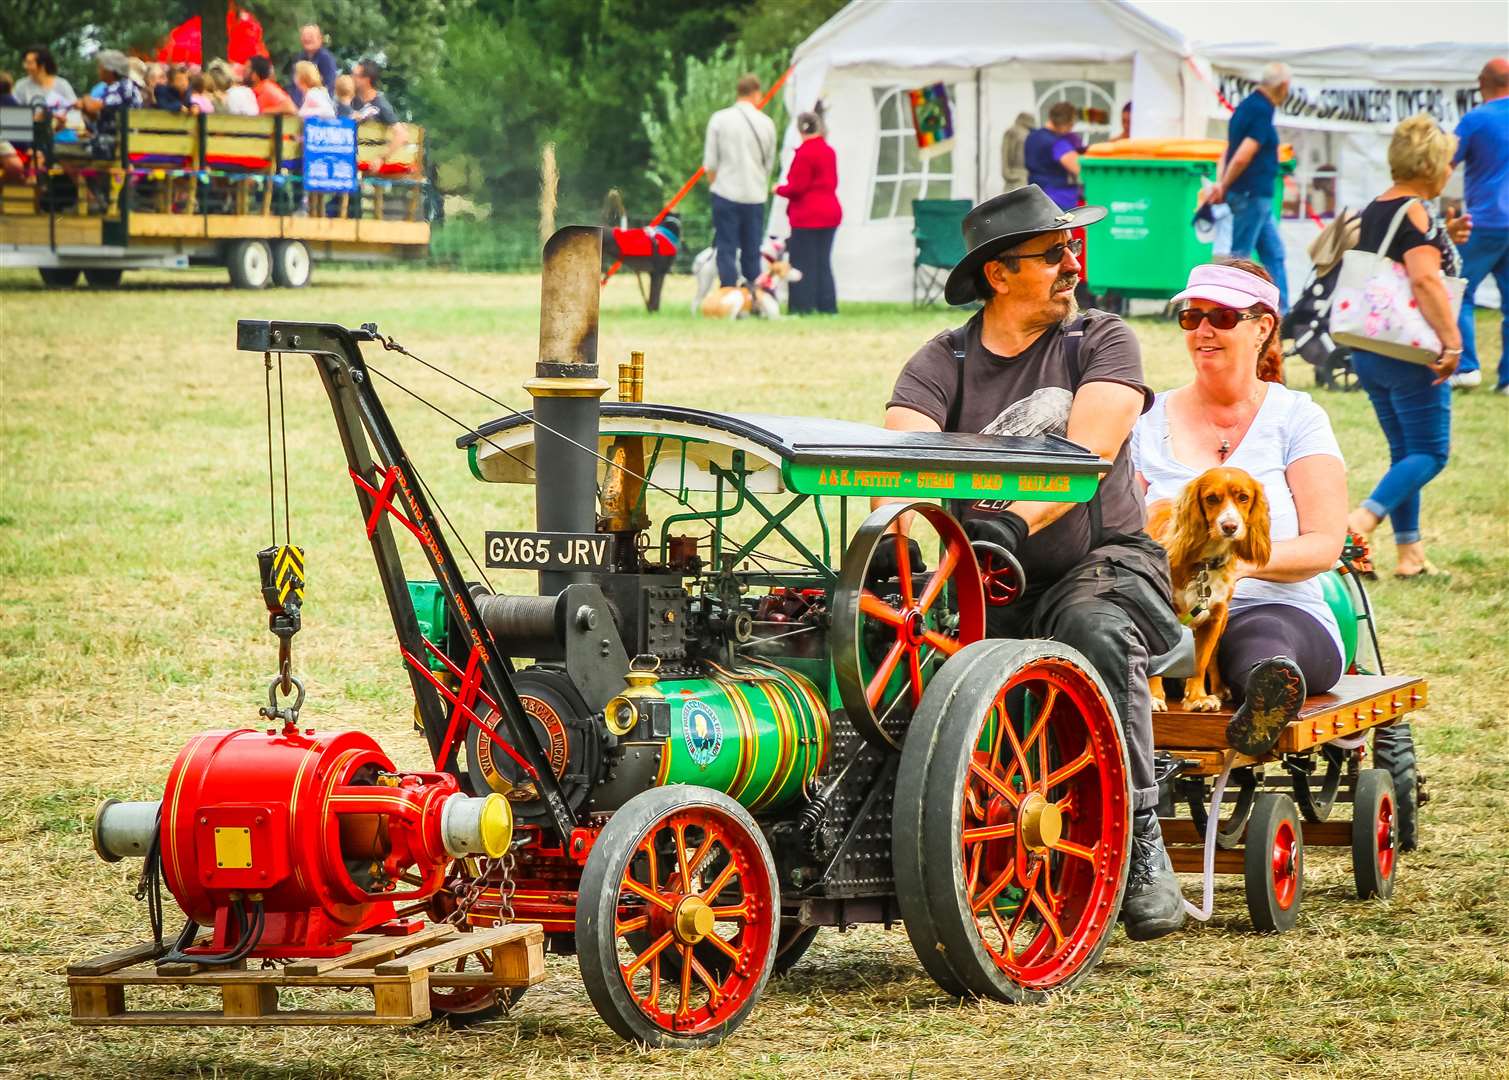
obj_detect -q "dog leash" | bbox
[1182,748,1236,922]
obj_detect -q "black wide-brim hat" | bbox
[944,184,1108,306]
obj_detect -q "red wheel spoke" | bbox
[988,704,1009,770]
[858,590,906,627]
[686,827,722,881]
[970,863,1017,912]
[1004,863,1041,958]
[689,953,725,1007]
[921,627,962,656]
[711,903,750,920]
[648,952,661,1008]
[622,877,676,911]
[624,931,674,977]
[676,945,693,1018]
[703,930,742,961]
[986,904,1012,953]
[962,822,1017,844]
[966,841,983,894]
[916,545,960,613]
[616,914,650,935]
[700,859,740,902]
[645,832,660,890]
[865,638,908,708]
[1046,746,1096,790]
[894,533,915,607]
[674,822,692,891]
[999,693,1033,792]
[1050,838,1098,868]
[969,758,1023,808]
[1029,883,1066,944]
[907,647,925,706]
[1019,687,1055,793]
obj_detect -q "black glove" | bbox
[865,536,926,589]
[962,507,1029,555]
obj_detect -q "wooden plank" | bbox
[73,966,418,988]
[68,940,169,977]
[131,112,197,135]
[73,1008,420,1027]
[1153,711,1235,749]
[282,924,453,975]
[70,983,124,1019]
[222,983,279,1018]
[1301,820,1352,846]
[205,114,276,134]
[1278,679,1428,753]
[373,924,537,976]
[281,216,359,243]
[354,218,428,245]
[129,213,205,239]
[372,977,427,1022]
[494,928,546,987]
[1168,847,1244,874]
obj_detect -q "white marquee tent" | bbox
[775,0,1505,303]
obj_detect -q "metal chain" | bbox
[446,849,517,927]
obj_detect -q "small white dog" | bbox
[691,236,792,314]
[698,260,803,320]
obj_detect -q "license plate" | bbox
[484,530,613,572]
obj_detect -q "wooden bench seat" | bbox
[1153,673,1427,774]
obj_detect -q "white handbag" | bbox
[1330,198,1467,365]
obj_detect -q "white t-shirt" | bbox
[224,85,259,117]
[1131,382,1346,661]
[703,101,776,205]
[298,87,336,119]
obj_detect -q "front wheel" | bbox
[576,786,779,1047]
[894,639,1132,1002]
[38,267,80,288]
[226,239,272,289]
[1351,769,1396,900]
[1245,793,1303,932]
[84,267,123,288]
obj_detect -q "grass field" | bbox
[1,267,1506,1079]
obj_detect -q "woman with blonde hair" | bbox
[294,60,335,118]
[1344,113,1471,579]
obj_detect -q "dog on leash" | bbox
[1146,466,1271,712]
[698,259,803,320]
[691,236,791,313]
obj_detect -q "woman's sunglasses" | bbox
[1177,307,1264,331]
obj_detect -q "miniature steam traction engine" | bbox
[80,226,1425,1046]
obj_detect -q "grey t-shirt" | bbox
[888,311,1153,584]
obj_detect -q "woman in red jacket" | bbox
[776,111,842,314]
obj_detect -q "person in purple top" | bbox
[1023,102,1084,211]
[1450,58,1509,393]
[286,24,338,108]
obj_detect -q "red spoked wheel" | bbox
[972,540,1026,607]
[833,501,986,751]
[1351,769,1396,900]
[1245,793,1303,932]
[894,639,1132,1001]
[577,787,778,1047]
[416,860,527,1025]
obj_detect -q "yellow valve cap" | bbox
[477,792,513,858]
[440,793,514,859]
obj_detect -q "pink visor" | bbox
[1171,263,1280,312]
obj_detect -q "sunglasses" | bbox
[1177,307,1265,331]
[1000,237,1084,266]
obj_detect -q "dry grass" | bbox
[1,267,1506,1079]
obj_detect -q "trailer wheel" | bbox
[577,786,778,1047]
[271,239,312,288]
[84,268,123,288]
[1244,793,1303,932]
[1351,769,1396,900]
[37,267,80,288]
[894,639,1132,1002]
[227,239,272,289]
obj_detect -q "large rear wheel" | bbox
[894,639,1132,1001]
[576,786,778,1047]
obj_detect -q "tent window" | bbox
[1283,130,1338,220]
[1034,80,1117,146]
[869,85,955,220]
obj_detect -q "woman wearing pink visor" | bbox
[1131,259,1348,754]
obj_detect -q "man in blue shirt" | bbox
[1451,58,1509,393]
[1210,62,1291,312]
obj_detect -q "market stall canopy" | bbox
[156,3,270,66]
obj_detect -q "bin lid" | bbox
[1084,138,1294,164]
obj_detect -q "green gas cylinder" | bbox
[654,662,830,812]
[1320,568,1359,671]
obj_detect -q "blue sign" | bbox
[302,116,358,194]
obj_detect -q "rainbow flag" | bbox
[908,83,955,159]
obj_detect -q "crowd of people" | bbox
[1,26,399,153]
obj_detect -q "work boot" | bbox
[1121,809,1187,941]
[1225,657,1306,758]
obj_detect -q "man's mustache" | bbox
[1053,274,1078,292]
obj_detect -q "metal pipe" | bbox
[93,798,161,862]
[526,225,610,595]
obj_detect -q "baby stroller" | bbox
[1283,209,1361,391]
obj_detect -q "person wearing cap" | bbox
[78,50,142,157]
[884,184,1187,942]
[1132,258,1347,759]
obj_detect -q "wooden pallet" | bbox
[68,921,545,1026]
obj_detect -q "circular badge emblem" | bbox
[682,699,723,769]
[476,694,569,795]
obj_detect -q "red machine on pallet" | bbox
[94,724,512,961]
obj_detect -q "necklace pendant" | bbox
[1219,439,1230,460]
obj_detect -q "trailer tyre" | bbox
[1351,769,1397,900]
[1244,793,1303,933]
[84,268,124,288]
[271,239,312,288]
[38,268,80,288]
[227,239,272,289]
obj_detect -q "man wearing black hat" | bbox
[884,184,1187,941]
